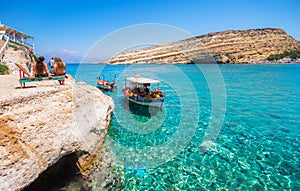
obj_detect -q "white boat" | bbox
[122,75,165,108]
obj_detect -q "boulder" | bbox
[0,77,114,191]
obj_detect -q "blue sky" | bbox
[1,0,299,62]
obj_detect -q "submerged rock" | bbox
[0,77,114,191]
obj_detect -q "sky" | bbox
[1,0,299,63]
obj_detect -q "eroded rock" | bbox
[0,78,114,191]
[106,28,300,64]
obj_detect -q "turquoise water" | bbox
[68,63,300,190]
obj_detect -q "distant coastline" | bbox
[104,28,300,65]
[95,61,300,65]
[254,59,300,64]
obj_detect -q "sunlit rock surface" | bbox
[0,77,114,191]
[106,28,300,64]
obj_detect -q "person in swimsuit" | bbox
[30,56,52,80]
[52,57,67,85]
[52,57,66,76]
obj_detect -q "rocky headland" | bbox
[0,47,115,190]
[106,28,300,64]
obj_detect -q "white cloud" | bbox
[62,49,79,54]
[37,49,83,63]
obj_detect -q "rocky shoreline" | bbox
[0,75,115,191]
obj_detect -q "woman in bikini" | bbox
[52,57,67,85]
[30,56,52,80]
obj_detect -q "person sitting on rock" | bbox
[30,56,52,79]
[52,57,66,75]
[52,57,67,85]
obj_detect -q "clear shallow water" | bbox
[67,63,300,190]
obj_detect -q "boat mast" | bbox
[113,73,116,87]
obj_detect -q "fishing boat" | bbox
[96,74,116,91]
[122,75,165,108]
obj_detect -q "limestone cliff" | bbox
[0,78,114,191]
[2,45,32,74]
[106,28,300,64]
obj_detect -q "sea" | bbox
[64,63,299,190]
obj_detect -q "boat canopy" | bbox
[126,76,160,84]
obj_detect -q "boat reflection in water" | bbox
[122,98,162,117]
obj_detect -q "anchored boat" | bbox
[96,74,116,91]
[122,75,164,108]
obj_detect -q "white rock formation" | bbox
[2,47,31,75]
[0,77,114,191]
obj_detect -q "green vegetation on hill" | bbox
[8,43,19,51]
[30,52,37,62]
[267,50,300,61]
[0,64,9,75]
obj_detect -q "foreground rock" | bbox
[0,77,114,191]
[106,28,300,64]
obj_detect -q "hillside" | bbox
[1,44,32,74]
[106,28,300,64]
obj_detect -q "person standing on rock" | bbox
[30,56,52,80]
[49,57,55,73]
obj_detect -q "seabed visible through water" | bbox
[58,63,300,190]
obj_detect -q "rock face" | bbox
[2,46,32,74]
[0,78,114,191]
[106,28,300,64]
